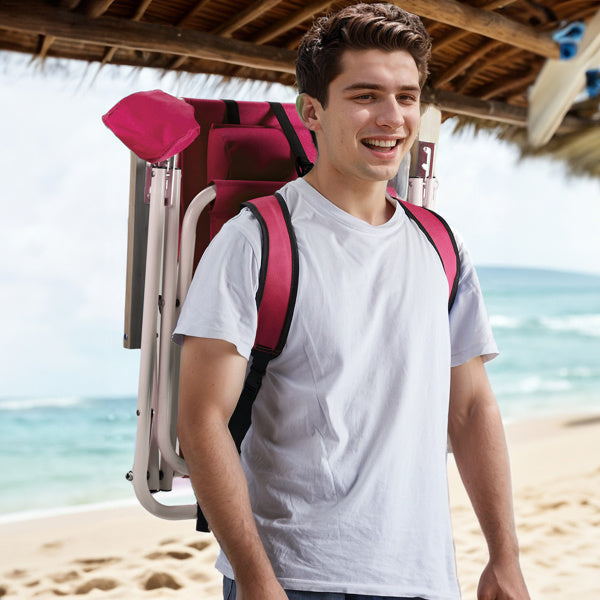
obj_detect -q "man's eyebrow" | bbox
[342,82,421,93]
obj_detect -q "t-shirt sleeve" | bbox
[172,210,261,360]
[449,232,499,367]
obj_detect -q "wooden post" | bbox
[408,105,442,208]
[411,104,442,178]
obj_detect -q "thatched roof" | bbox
[1,0,599,176]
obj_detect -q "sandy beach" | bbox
[1,413,599,599]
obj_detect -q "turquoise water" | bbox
[479,267,600,420]
[1,267,599,517]
[0,396,137,516]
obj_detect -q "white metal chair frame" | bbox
[129,155,217,520]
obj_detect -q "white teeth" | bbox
[363,138,397,148]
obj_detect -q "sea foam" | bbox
[0,396,82,411]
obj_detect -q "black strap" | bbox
[229,350,272,452]
[223,99,240,124]
[196,195,299,533]
[269,102,313,177]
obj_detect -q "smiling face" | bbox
[302,48,422,190]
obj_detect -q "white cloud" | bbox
[436,127,600,275]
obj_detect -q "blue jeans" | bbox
[223,577,425,600]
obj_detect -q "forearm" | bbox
[449,395,519,560]
[179,412,277,587]
[449,357,530,598]
[177,337,279,590]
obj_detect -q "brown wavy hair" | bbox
[296,3,431,107]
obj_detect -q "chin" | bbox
[368,167,401,182]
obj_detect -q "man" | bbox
[175,3,530,599]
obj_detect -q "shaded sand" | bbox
[1,414,599,598]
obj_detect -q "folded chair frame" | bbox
[129,160,219,521]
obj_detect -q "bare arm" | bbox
[448,356,530,600]
[177,336,287,599]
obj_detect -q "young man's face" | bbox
[306,48,422,186]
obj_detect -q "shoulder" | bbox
[273,178,314,217]
[450,228,480,294]
[211,205,263,258]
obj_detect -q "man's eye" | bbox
[397,94,417,103]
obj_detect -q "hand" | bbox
[237,576,289,600]
[477,557,530,600]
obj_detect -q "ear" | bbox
[296,93,322,132]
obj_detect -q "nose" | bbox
[375,96,405,129]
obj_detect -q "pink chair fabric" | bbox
[102,90,201,162]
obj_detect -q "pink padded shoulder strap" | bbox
[399,200,460,311]
[243,194,299,355]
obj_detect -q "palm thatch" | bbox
[452,115,600,179]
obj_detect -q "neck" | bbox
[304,165,393,226]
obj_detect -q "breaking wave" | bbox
[490,313,600,337]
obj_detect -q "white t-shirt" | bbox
[174,178,498,599]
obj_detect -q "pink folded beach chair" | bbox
[105,90,454,523]
[104,90,316,520]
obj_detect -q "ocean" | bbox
[1,267,598,519]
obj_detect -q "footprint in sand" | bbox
[143,572,182,591]
[73,557,121,573]
[74,577,119,594]
[42,540,63,551]
[187,539,212,552]
[3,569,28,579]
[51,570,81,584]
[145,550,194,560]
[159,537,179,546]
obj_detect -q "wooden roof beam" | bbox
[213,0,283,37]
[176,0,214,28]
[433,39,503,87]
[479,70,538,100]
[432,28,469,54]
[432,0,518,53]
[252,0,335,45]
[571,96,600,119]
[0,0,296,74]
[423,86,591,135]
[169,0,276,68]
[100,0,153,67]
[391,0,560,58]
[77,0,116,18]
[167,0,215,69]
[423,86,528,125]
[454,45,524,94]
[133,0,153,21]
[475,0,518,10]
[34,0,86,61]
[36,34,56,60]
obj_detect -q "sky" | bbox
[0,52,599,399]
